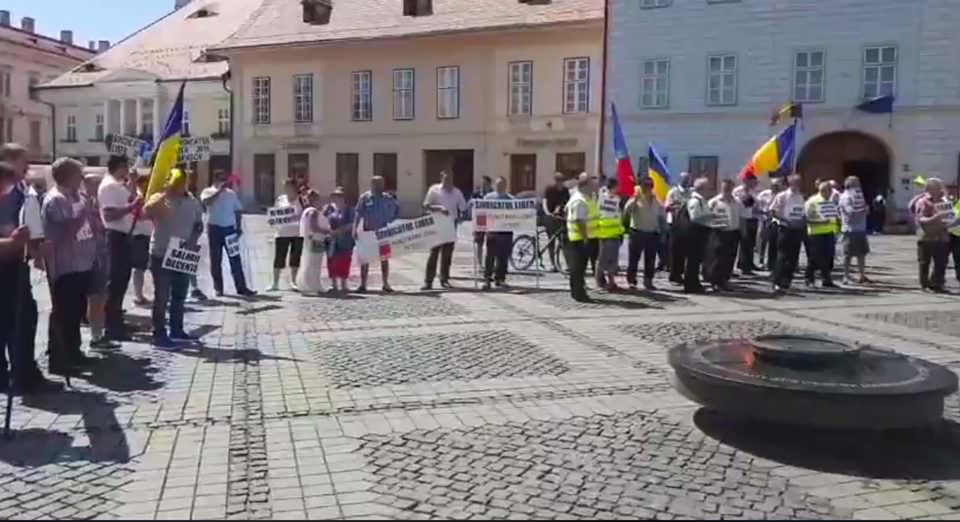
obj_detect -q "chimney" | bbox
[302,0,332,25]
[0,11,10,27]
[88,40,95,50]
[60,30,73,45]
[175,0,193,9]
[98,40,110,52]
[21,17,35,33]
[403,0,432,17]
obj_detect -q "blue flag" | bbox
[856,94,895,114]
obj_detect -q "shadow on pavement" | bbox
[82,350,164,394]
[178,346,302,365]
[20,389,130,464]
[236,304,285,315]
[694,408,960,480]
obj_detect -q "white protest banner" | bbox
[788,203,805,222]
[178,136,211,163]
[162,238,201,276]
[108,135,148,160]
[373,214,456,259]
[818,202,839,219]
[225,233,241,258]
[472,198,538,233]
[598,195,621,218]
[355,231,380,265]
[267,206,299,227]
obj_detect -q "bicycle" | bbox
[510,220,568,274]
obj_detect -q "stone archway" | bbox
[796,131,891,206]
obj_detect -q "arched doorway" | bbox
[796,131,891,205]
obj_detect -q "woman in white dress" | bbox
[295,190,331,295]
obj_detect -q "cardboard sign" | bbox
[162,238,201,275]
[935,201,957,224]
[267,206,299,227]
[851,190,867,212]
[472,198,537,233]
[818,202,839,219]
[108,135,148,160]
[224,233,241,258]
[787,204,805,222]
[178,136,211,163]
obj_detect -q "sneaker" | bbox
[152,335,180,351]
[238,288,258,297]
[170,331,200,343]
[191,289,208,301]
[90,337,121,350]
[290,282,299,292]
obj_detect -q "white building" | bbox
[604,0,960,222]
[35,0,263,193]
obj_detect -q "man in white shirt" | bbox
[706,179,744,291]
[421,171,466,290]
[683,177,712,294]
[98,155,142,341]
[732,174,759,274]
[200,170,255,297]
[769,174,807,292]
[756,178,784,271]
[666,172,693,284]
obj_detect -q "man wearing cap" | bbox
[201,170,256,297]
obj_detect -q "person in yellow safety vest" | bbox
[949,196,960,285]
[566,173,598,302]
[595,177,625,291]
[804,180,840,288]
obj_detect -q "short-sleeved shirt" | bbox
[707,195,743,231]
[98,174,134,233]
[732,185,758,220]
[274,194,303,238]
[542,185,570,215]
[41,186,97,281]
[355,191,399,231]
[687,193,712,226]
[771,189,807,228]
[150,195,204,257]
[566,192,589,226]
[423,184,467,220]
[200,186,243,227]
[914,195,951,243]
[838,190,868,233]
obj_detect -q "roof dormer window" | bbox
[302,0,332,25]
[187,4,219,19]
[403,0,433,17]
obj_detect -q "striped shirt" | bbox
[355,191,399,231]
[41,186,98,281]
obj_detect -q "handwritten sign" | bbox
[162,238,201,275]
[472,198,537,233]
[225,233,240,259]
[357,215,456,261]
[178,136,211,163]
[267,206,299,227]
[107,135,148,160]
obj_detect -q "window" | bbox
[437,66,460,119]
[29,121,40,149]
[640,59,670,108]
[863,45,896,99]
[28,75,39,101]
[374,153,399,192]
[555,152,586,179]
[640,0,671,7]
[392,68,415,120]
[508,61,533,116]
[563,57,590,114]
[65,114,77,142]
[294,74,314,123]
[794,50,825,103]
[689,156,719,190]
[253,76,271,124]
[141,102,154,137]
[217,107,230,135]
[351,71,372,121]
[288,153,309,180]
[0,67,10,97]
[94,113,104,141]
[336,153,360,201]
[707,54,737,105]
[182,110,190,137]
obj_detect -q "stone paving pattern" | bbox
[0,218,959,520]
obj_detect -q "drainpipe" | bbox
[597,0,610,178]
[220,70,235,187]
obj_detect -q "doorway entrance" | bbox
[253,154,276,207]
[797,131,891,205]
[424,149,474,196]
[510,154,537,193]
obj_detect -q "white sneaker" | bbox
[267,283,279,292]
[290,282,299,292]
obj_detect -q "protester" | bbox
[870,191,887,234]
[130,173,153,305]
[269,179,304,291]
[705,179,744,291]
[542,172,570,272]
[0,144,56,394]
[98,155,140,341]
[595,177,624,291]
[666,172,693,285]
[587,175,601,277]
[770,174,807,293]
[733,174,759,274]
[144,169,204,349]
[684,177,712,294]
[200,170,255,297]
[838,176,871,285]
[323,187,355,293]
[422,171,466,291]
[82,173,117,349]
[472,175,493,267]
[757,178,784,271]
[914,178,951,293]
[41,158,99,376]
[805,181,840,288]
[481,176,514,290]
[296,190,331,295]
[623,178,664,290]
[566,173,595,302]
[354,176,399,293]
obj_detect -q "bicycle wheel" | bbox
[510,234,537,271]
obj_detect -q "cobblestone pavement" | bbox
[2,217,960,520]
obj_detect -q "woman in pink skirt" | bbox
[322,187,356,293]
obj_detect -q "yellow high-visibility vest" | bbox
[950,200,960,237]
[594,193,624,239]
[806,194,839,236]
[567,193,600,241]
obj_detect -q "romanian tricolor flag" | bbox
[647,143,671,203]
[145,82,186,197]
[739,122,796,181]
[610,104,636,198]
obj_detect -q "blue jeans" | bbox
[208,225,248,293]
[150,256,189,337]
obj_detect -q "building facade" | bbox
[604,0,960,222]
[35,0,263,192]
[0,11,96,162]
[213,0,603,213]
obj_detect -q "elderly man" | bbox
[805,181,840,288]
[666,172,693,285]
[684,177,712,294]
[706,179,744,291]
[422,170,467,291]
[355,175,400,293]
[913,177,952,292]
[623,177,664,290]
[98,155,141,341]
[838,176,871,284]
[757,178,784,271]
[482,176,514,290]
[82,173,118,349]
[566,173,596,302]
[770,174,807,293]
[200,170,255,297]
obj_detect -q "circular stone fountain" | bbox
[668,334,958,429]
